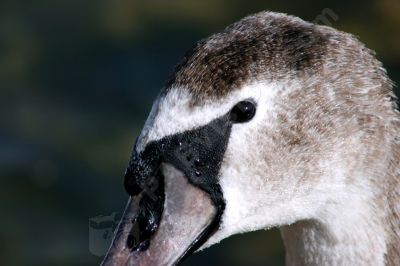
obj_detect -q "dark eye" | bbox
[229,100,257,123]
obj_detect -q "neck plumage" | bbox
[280,151,400,266]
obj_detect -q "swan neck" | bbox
[280,185,400,266]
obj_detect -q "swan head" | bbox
[102,11,396,265]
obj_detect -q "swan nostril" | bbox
[127,211,155,252]
[125,168,165,252]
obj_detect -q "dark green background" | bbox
[1,0,399,265]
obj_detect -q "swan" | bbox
[101,11,400,266]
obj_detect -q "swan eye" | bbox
[229,100,256,123]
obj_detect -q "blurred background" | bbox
[1,0,399,265]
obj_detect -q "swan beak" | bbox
[102,114,231,266]
[101,167,217,266]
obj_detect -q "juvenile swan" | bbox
[102,11,400,266]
